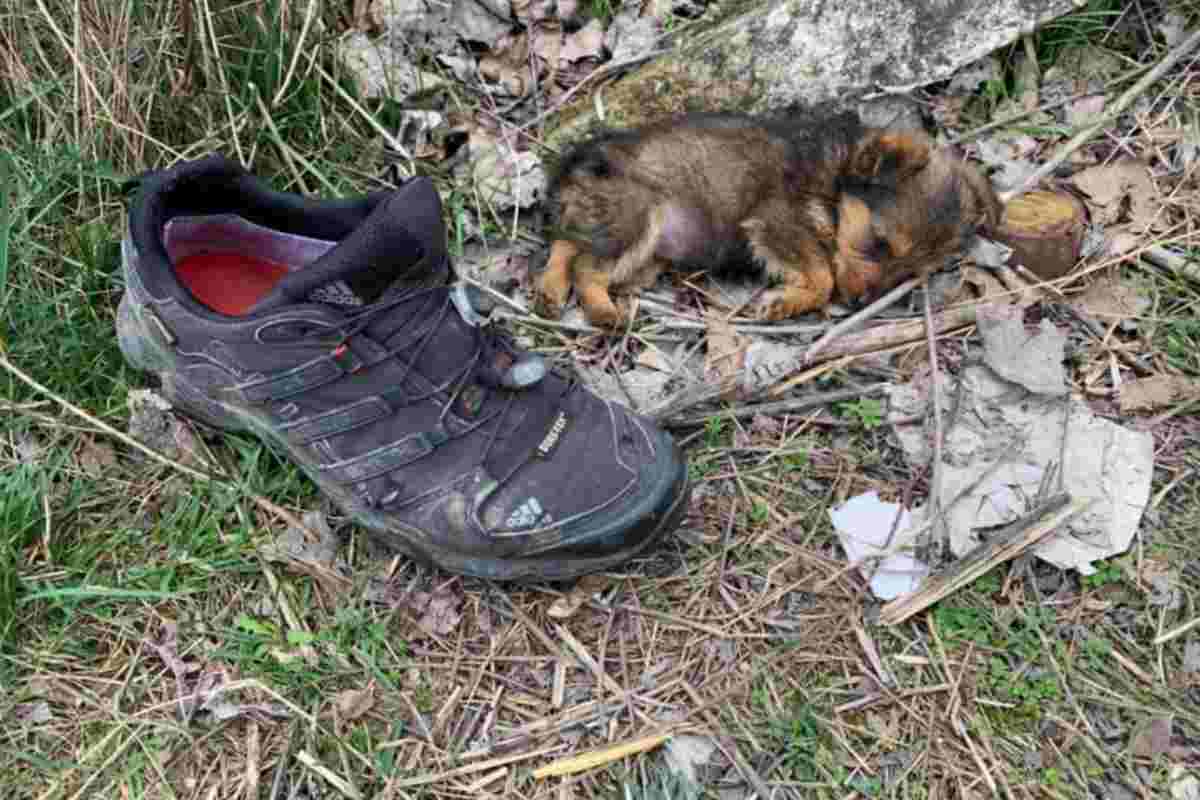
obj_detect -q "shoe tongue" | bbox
[250,177,448,314]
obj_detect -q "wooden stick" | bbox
[804,277,921,364]
[879,494,1090,625]
[1000,28,1200,203]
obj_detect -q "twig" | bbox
[947,62,1152,145]
[1000,28,1200,202]
[1141,243,1200,284]
[924,290,948,559]
[518,50,670,134]
[0,349,223,483]
[804,277,921,364]
[879,493,1089,625]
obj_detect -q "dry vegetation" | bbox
[3,1,1200,799]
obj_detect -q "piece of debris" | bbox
[532,732,673,778]
[703,315,749,398]
[977,304,1068,396]
[11,701,52,725]
[664,734,717,786]
[879,493,1088,625]
[266,510,342,570]
[126,388,204,465]
[1172,765,1200,800]
[547,575,610,619]
[465,132,546,210]
[394,110,446,160]
[1119,375,1200,413]
[1071,159,1160,232]
[1066,93,1106,127]
[451,0,512,48]
[605,8,660,62]
[975,136,1041,193]
[1131,715,1173,759]
[409,585,463,638]
[991,189,1088,280]
[334,682,377,722]
[1072,275,1150,332]
[829,492,929,601]
[888,362,1154,574]
[76,437,117,477]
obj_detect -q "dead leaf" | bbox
[561,18,606,62]
[547,575,609,619]
[1071,160,1159,232]
[978,305,1068,396]
[750,413,782,437]
[664,734,717,786]
[413,587,463,637]
[975,137,1039,192]
[12,701,52,725]
[1067,94,1106,127]
[1132,715,1173,759]
[1185,642,1200,674]
[1119,375,1200,413]
[77,437,117,477]
[704,315,748,391]
[635,346,675,373]
[1072,275,1149,329]
[334,682,376,721]
[479,32,530,96]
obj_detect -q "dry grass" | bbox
[2,0,1200,798]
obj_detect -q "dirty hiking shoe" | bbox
[117,155,689,581]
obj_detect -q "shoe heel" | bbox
[159,372,245,433]
[116,292,168,373]
[117,292,244,433]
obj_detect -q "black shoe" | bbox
[117,155,690,580]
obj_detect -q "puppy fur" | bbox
[534,111,1002,328]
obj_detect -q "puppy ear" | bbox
[850,131,931,186]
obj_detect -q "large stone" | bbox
[547,0,1083,144]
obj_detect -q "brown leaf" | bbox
[334,682,376,721]
[1132,715,1173,759]
[1072,276,1149,326]
[547,575,610,620]
[561,19,605,63]
[77,437,117,477]
[414,587,463,637]
[1119,375,1200,413]
[1071,160,1159,231]
[703,314,748,388]
[479,32,530,96]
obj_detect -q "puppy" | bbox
[534,111,1001,328]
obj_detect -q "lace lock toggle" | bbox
[450,282,497,327]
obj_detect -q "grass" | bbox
[2,0,1200,798]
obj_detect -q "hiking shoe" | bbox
[117,155,689,581]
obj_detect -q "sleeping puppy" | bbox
[533,111,1001,328]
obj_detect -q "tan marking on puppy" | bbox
[741,218,835,320]
[535,239,579,318]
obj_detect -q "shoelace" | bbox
[291,283,573,509]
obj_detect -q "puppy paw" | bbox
[584,296,632,330]
[753,289,822,321]
[533,276,570,320]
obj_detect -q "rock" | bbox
[546,0,1081,146]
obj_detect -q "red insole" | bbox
[175,253,291,316]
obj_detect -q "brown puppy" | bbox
[534,111,1001,328]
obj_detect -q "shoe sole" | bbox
[117,290,690,582]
